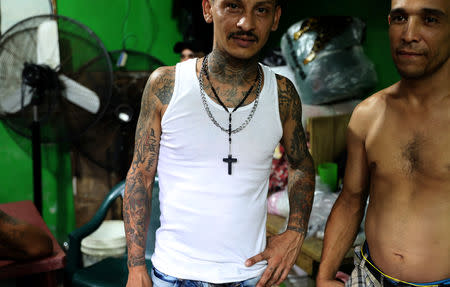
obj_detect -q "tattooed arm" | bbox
[0,209,53,260]
[247,75,315,287]
[276,75,315,237]
[124,66,175,287]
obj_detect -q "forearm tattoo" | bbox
[123,67,174,268]
[0,210,24,245]
[277,75,315,236]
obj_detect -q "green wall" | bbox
[0,0,182,243]
[56,0,183,65]
[0,124,74,243]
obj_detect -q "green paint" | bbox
[0,122,75,243]
[0,124,33,203]
[0,0,182,243]
[56,0,183,66]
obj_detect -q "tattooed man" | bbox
[0,209,53,260]
[124,0,314,286]
[317,1,450,287]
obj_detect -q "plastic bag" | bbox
[307,186,338,238]
[281,16,377,105]
[267,189,290,218]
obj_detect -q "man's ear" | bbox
[271,6,282,31]
[388,14,391,25]
[202,0,213,23]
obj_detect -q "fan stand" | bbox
[31,104,43,214]
[23,62,54,215]
[22,62,53,215]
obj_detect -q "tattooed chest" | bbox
[202,83,257,108]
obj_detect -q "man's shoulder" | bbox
[353,83,399,120]
[348,83,399,137]
[149,65,176,83]
[146,65,177,106]
[274,73,301,123]
[274,73,296,93]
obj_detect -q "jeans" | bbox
[151,267,262,287]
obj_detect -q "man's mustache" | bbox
[228,31,258,41]
[396,44,426,55]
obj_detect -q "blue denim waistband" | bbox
[152,267,261,287]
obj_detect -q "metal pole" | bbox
[32,105,42,214]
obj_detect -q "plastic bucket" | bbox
[81,220,126,267]
[318,162,338,192]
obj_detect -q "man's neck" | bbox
[399,61,449,107]
[207,49,260,85]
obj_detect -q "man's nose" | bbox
[402,17,421,43]
[237,12,256,31]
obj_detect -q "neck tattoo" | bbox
[198,54,262,175]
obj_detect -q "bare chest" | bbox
[366,114,450,181]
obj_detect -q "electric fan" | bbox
[74,49,164,179]
[0,0,55,35]
[0,15,113,213]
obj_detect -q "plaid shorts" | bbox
[345,245,381,287]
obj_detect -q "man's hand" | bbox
[246,230,304,287]
[126,266,152,287]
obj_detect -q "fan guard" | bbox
[0,14,112,143]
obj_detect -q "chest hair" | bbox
[401,133,426,175]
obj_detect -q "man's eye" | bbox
[391,15,407,23]
[424,16,438,24]
[225,2,241,13]
[257,7,267,13]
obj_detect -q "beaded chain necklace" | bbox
[198,55,262,175]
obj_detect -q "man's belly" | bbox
[365,199,450,283]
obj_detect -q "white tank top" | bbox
[152,58,283,283]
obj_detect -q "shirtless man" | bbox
[317,0,449,286]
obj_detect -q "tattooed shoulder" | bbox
[0,210,19,225]
[276,74,301,124]
[148,66,176,106]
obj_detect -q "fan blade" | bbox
[59,75,100,114]
[37,19,60,69]
[0,86,32,114]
